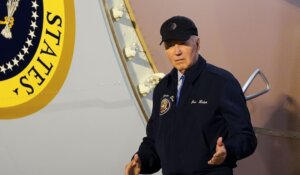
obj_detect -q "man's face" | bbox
[164,36,200,74]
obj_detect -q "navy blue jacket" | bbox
[137,55,257,175]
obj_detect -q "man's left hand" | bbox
[208,137,227,165]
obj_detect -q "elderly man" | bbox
[125,16,257,175]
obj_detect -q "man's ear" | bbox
[196,37,200,50]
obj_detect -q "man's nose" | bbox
[174,44,182,55]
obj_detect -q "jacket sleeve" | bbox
[137,88,161,174]
[220,77,257,163]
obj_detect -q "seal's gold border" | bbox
[0,1,75,119]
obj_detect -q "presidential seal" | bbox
[160,98,171,116]
[0,0,75,119]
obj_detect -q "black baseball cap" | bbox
[160,16,198,45]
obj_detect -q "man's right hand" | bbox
[125,154,141,175]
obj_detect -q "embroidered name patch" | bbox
[191,99,208,104]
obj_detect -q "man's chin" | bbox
[175,65,185,70]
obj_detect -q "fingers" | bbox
[134,161,141,175]
[132,154,140,166]
[125,162,139,175]
[208,151,226,165]
[124,163,131,175]
[208,137,227,165]
[217,137,223,147]
[125,154,141,175]
[125,162,132,175]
